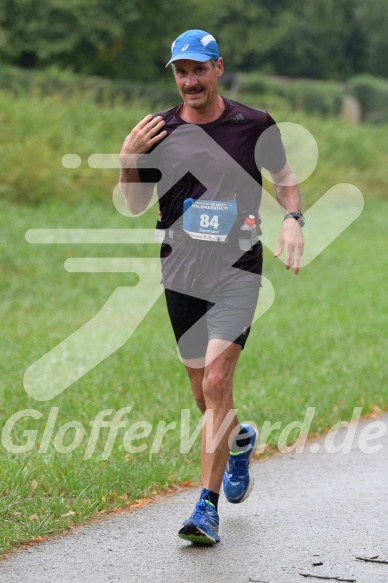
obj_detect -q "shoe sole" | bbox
[225,425,259,504]
[178,522,220,545]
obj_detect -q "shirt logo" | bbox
[181,44,189,51]
[231,113,247,124]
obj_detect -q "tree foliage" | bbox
[0,0,387,81]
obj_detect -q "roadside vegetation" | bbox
[0,87,386,553]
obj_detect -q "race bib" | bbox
[183,198,237,241]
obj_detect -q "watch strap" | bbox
[284,212,305,226]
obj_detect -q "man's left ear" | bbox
[217,57,224,76]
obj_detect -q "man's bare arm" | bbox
[119,114,167,215]
[271,161,301,213]
[270,162,304,275]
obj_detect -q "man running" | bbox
[119,29,304,544]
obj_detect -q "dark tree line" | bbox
[0,0,387,81]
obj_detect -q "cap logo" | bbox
[181,44,189,51]
[200,34,216,47]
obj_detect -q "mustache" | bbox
[183,85,204,93]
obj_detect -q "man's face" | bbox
[172,58,224,112]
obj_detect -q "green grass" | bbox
[0,196,387,553]
[0,88,387,553]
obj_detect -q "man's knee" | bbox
[203,369,232,404]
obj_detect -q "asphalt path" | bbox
[1,415,387,583]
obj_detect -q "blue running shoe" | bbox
[178,491,220,544]
[223,423,259,503]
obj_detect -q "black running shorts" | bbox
[164,279,261,359]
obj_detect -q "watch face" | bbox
[298,216,305,227]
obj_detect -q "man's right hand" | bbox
[119,115,166,215]
[120,114,167,159]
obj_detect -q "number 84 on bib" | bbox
[183,198,237,242]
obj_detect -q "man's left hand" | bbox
[274,218,304,275]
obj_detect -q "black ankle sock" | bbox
[234,426,250,451]
[201,488,219,511]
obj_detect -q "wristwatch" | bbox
[284,212,305,227]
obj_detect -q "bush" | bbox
[0,90,152,205]
[234,73,270,95]
[348,75,388,124]
[274,80,343,117]
[238,74,344,117]
[0,65,178,108]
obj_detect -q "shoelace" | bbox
[228,455,249,479]
[192,499,208,517]
[191,497,219,530]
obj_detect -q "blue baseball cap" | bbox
[165,29,219,67]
